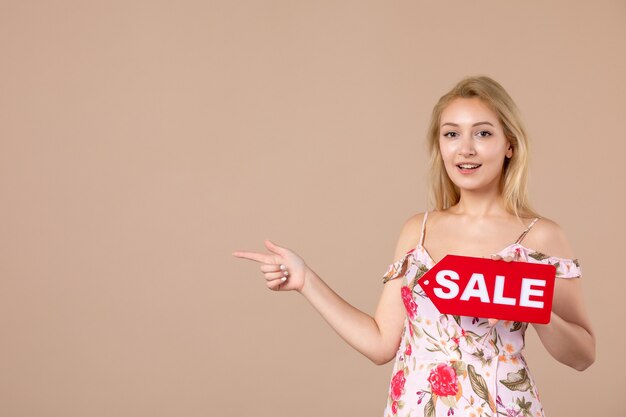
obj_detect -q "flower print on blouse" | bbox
[380,211,582,417]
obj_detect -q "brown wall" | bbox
[1,1,624,416]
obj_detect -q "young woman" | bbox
[231,76,595,417]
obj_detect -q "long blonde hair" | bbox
[426,75,540,220]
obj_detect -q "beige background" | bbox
[1,1,624,416]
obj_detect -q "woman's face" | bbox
[438,97,512,192]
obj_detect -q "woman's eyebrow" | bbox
[441,121,495,127]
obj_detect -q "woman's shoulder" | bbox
[526,215,578,260]
[397,211,427,240]
[398,211,429,231]
[390,212,428,259]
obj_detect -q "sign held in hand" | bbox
[418,255,556,324]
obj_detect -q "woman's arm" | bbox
[530,220,596,371]
[298,214,422,365]
[299,268,403,365]
[232,215,420,365]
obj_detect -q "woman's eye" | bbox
[476,131,492,138]
[443,132,458,138]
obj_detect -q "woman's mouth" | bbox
[456,163,482,174]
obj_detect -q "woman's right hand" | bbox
[231,239,310,293]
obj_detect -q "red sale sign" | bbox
[418,255,556,324]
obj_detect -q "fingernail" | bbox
[281,277,287,282]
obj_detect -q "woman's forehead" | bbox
[440,97,500,126]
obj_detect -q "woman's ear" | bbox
[506,143,513,159]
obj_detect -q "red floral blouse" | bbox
[380,242,582,417]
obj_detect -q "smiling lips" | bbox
[456,163,482,174]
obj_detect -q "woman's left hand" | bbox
[484,253,516,327]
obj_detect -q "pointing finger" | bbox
[231,250,274,264]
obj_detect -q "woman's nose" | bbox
[458,135,476,156]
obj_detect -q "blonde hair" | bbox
[426,75,540,220]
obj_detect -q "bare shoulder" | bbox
[528,216,578,259]
[391,212,426,261]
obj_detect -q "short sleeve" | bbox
[552,257,583,279]
[526,249,583,279]
[382,248,417,284]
